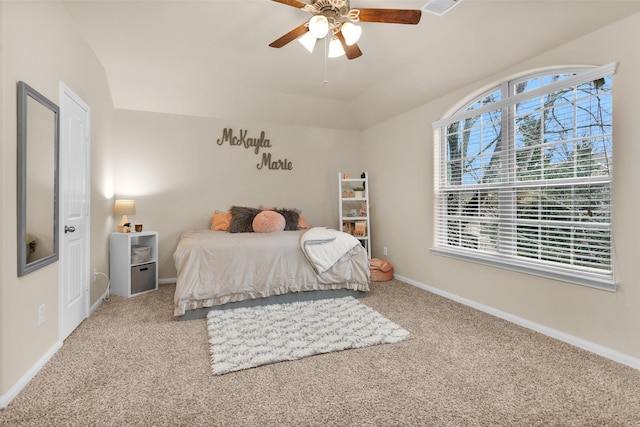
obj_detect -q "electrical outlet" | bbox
[383,247,388,257]
[38,304,45,326]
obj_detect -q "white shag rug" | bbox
[206,296,410,375]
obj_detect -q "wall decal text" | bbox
[217,128,272,154]
[257,153,293,171]
[216,127,293,171]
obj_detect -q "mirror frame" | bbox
[17,81,60,276]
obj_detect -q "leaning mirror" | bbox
[17,81,59,276]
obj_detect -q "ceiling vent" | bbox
[421,0,463,16]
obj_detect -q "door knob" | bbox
[64,225,76,234]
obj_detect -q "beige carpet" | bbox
[2,280,640,426]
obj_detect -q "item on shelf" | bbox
[113,199,136,233]
[354,221,367,237]
[349,191,354,198]
[342,222,355,235]
[359,201,367,217]
[342,190,348,198]
[343,173,350,179]
[135,224,143,232]
[131,245,151,264]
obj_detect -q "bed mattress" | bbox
[173,229,370,317]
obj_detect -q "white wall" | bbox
[0,0,6,397]
[112,110,363,278]
[1,0,114,400]
[363,12,640,360]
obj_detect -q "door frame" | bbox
[58,81,91,341]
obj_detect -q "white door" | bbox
[59,82,90,340]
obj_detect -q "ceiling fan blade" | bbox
[269,23,309,48]
[336,31,363,60]
[271,0,308,9]
[356,8,422,25]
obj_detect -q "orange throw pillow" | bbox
[298,215,311,229]
[211,211,232,231]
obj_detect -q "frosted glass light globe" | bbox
[341,22,362,46]
[328,37,345,58]
[309,15,329,38]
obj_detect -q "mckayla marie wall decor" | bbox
[216,128,294,171]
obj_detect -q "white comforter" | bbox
[173,229,369,316]
[300,227,361,274]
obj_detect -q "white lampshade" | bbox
[328,37,345,58]
[308,15,329,39]
[297,31,317,53]
[341,22,362,46]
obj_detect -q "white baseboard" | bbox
[89,290,108,315]
[159,277,176,285]
[0,340,63,409]
[2,290,108,409]
[2,278,175,408]
[395,274,640,371]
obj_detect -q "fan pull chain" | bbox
[323,35,329,84]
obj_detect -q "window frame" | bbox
[431,63,617,291]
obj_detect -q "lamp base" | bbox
[118,215,129,233]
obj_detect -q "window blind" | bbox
[432,64,616,290]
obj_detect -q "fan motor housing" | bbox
[309,0,350,21]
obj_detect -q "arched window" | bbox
[432,63,616,291]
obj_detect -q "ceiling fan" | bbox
[268,0,422,60]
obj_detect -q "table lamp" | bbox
[113,199,136,232]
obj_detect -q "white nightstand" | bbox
[109,231,158,297]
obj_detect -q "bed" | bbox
[173,227,370,319]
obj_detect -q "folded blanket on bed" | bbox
[301,227,360,274]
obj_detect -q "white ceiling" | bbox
[62,0,640,130]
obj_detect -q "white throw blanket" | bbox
[301,227,360,274]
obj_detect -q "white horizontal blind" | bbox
[433,65,616,290]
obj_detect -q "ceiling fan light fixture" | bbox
[297,31,317,52]
[328,37,345,58]
[269,0,425,61]
[341,22,362,46]
[308,15,329,38]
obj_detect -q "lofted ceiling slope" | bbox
[62,0,640,130]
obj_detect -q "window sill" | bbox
[431,247,617,292]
